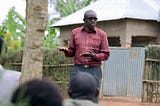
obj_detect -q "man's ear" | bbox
[95,88,99,97]
[68,89,72,98]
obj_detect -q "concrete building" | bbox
[51,0,160,47]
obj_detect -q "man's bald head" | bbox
[68,72,98,101]
[84,10,97,19]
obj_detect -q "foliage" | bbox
[2,7,25,51]
[5,49,73,97]
[44,18,61,49]
[53,0,93,17]
[146,45,160,59]
[0,0,95,51]
[0,24,7,37]
[145,45,160,80]
[1,7,60,50]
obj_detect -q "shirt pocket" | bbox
[92,37,101,48]
[74,36,82,47]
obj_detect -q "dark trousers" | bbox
[70,65,102,103]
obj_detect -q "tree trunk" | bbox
[20,0,48,84]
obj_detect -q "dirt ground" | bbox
[99,96,160,106]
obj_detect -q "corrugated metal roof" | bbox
[51,0,160,27]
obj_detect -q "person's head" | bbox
[68,72,99,102]
[83,10,97,30]
[0,37,4,54]
[0,37,8,66]
[11,79,64,106]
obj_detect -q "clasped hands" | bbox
[80,50,96,59]
[57,47,96,59]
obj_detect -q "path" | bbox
[99,96,160,106]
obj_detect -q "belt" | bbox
[75,64,91,68]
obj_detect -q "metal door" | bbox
[103,47,145,98]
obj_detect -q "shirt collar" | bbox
[82,26,97,33]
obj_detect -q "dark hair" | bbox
[68,72,98,101]
[11,79,64,106]
[0,37,4,54]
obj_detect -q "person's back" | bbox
[11,79,64,106]
[0,66,20,106]
[64,72,102,106]
[64,99,101,106]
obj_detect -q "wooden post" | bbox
[142,81,148,102]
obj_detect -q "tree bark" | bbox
[20,0,48,84]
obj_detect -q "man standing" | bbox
[58,10,110,103]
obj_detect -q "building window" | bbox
[131,36,157,47]
[108,36,121,47]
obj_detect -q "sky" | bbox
[0,0,26,24]
[0,0,60,24]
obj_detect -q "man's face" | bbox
[84,12,97,29]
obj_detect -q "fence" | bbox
[142,45,160,103]
[5,50,73,97]
[5,45,160,101]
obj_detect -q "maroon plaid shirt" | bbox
[64,27,110,66]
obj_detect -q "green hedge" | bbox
[5,46,160,96]
[5,49,73,97]
[145,45,160,81]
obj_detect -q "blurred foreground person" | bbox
[64,72,102,106]
[0,37,21,106]
[11,79,64,106]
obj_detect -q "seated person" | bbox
[64,72,102,106]
[10,79,64,106]
[0,37,21,106]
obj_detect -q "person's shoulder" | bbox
[1,69,21,82]
[0,69,20,106]
[64,99,102,106]
[72,27,83,32]
[4,70,21,78]
[96,27,106,34]
[0,65,21,81]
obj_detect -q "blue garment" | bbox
[70,65,102,103]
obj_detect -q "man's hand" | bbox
[81,50,96,59]
[57,47,68,52]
